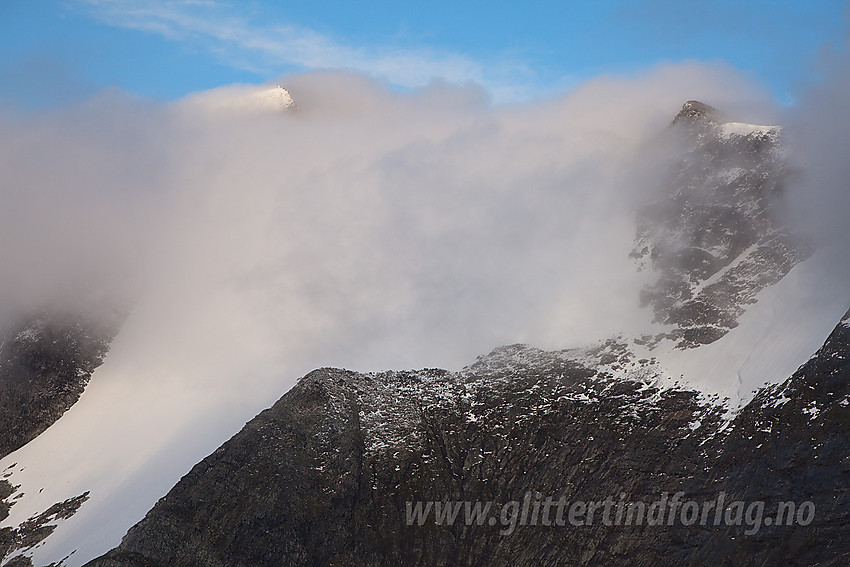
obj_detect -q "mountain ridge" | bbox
[84,307,850,567]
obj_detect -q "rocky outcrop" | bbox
[1,491,90,564]
[86,310,850,567]
[0,480,15,561]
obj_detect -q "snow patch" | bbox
[14,328,40,343]
[802,400,821,420]
[719,122,780,138]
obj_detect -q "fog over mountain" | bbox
[0,49,849,566]
[0,64,787,381]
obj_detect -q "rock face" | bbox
[86,310,850,567]
[632,101,811,348]
[0,312,118,461]
[1,491,91,564]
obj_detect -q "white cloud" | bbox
[77,0,539,102]
[0,63,772,389]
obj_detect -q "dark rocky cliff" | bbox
[87,310,850,567]
[0,312,118,461]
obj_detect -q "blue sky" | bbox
[0,0,847,109]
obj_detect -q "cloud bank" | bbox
[0,64,780,395]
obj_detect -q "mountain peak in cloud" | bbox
[181,84,297,115]
[671,100,721,125]
[257,85,297,112]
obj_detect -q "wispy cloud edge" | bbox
[77,0,543,103]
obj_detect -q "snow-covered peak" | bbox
[181,84,297,116]
[670,100,780,142]
[252,86,297,112]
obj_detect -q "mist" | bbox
[1,64,782,397]
[4,55,850,565]
[784,39,850,296]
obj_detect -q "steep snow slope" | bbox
[652,248,850,405]
[0,331,261,565]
